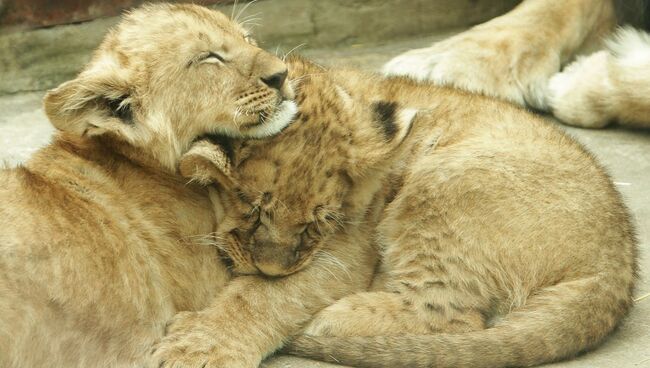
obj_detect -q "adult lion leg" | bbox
[548,27,650,128]
[383,0,616,110]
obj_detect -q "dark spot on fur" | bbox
[428,324,442,333]
[204,134,235,163]
[235,188,251,203]
[449,302,466,313]
[425,303,445,314]
[106,95,133,124]
[220,254,235,270]
[425,263,447,274]
[400,281,417,291]
[449,319,470,327]
[424,280,446,288]
[371,101,398,140]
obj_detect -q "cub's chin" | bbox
[210,100,298,139]
[241,100,298,138]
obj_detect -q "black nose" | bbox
[261,69,288,91]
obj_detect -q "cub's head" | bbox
[180,67,417,277]
[44,3,296,171]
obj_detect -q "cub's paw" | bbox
[149,311,258,368]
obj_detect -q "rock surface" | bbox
[0,0,520,94]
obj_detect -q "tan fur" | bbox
[382,0,617,110]
[548,27,650,128]
[383,0,650,129]
[0,4,298,367]
[183,58,637,368]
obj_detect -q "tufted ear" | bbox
[179,137,238,190]
[43,55,139,142]
[347,101,418,178]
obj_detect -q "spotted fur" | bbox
[183,57,637,368]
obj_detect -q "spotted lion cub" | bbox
[181,58,637,368]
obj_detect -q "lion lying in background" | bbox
[384,0,650,128]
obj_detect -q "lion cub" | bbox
[181,57,637,368]
[0,4,298,367]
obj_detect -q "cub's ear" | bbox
[370,101,417,144]
[43,55,138,141]
[179,138,238,190]
[348,101,418,177]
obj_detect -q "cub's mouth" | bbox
[238,99,298,138]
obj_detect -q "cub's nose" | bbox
[261,69,288,91]
[252,239,300,277]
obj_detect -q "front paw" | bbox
[303,292,431,338]
[383,31,558,110]
[303,293,399,337]
[150,311,259,368]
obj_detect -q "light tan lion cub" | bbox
[0,3,299,367]
[182,57,638,368]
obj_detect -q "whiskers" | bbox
[281,43,306,61]
[231,0,260,23]
[319,208,347,233]
[184,232,230,252]
[314,250,352,281]
[239,12,261,29]
[288,72,327,92]
[232,106,244,128]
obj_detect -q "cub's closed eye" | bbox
[304,222,321,237]
[203,52,226,64]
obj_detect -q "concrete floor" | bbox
[1,34,648,368]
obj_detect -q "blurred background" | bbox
[1,0,648,96]
[0,0,527,95]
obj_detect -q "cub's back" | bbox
[400,96,636,291]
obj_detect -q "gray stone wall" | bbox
[0,0,520,95]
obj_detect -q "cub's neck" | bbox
[25,133,215,236]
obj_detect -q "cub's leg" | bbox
[548,27,650,128]
[383,0,616,110]
[297,146,505,339]
[150,224,377,368]
[300,214,490,339]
